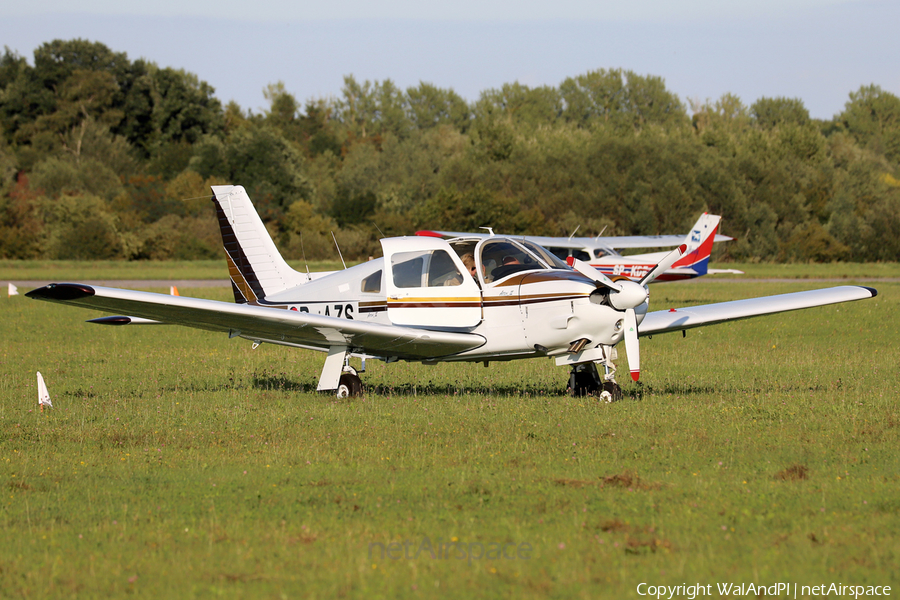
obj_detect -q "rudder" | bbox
[673,213,721,275]
[211,185,306,303]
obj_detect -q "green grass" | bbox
[0,260,348,281]
[1,275,897,598]
[710,262,900,279]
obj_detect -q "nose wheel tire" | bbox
[336,373,363,398]
[601,381,623,402]
[567,363,622,401]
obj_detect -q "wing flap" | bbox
[639,286,876,337]
[27,283,485,359]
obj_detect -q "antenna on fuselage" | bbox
[594,225,608,241]
[300,232,312,281]
[372,222,385,238]
[479,227,495,237]
[332,232,347,270]
[567,224,580,242]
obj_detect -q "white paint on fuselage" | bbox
[257,251,645,364]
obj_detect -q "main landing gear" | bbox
[336,369,363,398]
[319,347,366,398]
[567,362,623,402]
[335,360,366,398]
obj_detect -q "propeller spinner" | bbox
[567,244,687,381]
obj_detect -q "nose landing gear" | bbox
[567,362,623,402]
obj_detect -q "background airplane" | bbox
[27,186,874,400]
[417,213,743,282]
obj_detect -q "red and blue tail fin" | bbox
[672,213,721,275]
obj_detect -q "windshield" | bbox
[476,238,564,282]
[593,246,620,258]
[519,240,571,270]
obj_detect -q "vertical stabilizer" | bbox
[672,213,721,275]
[211,185,305,303]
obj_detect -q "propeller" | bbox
[623,307,640,381]
[639,244,687,286]
[565,256,622,292]
[567,244,687,381]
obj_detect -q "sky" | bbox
[1,0,897,120]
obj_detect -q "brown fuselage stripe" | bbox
[492,271,593,287]
[484,293,589,307]
[383,293,591,310]
[359,304,387,313]
[387,301,482,309]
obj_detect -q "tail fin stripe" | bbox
[211,185,308,302]
[214,197,266,303]
[225,252,259,303]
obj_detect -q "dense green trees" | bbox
[1,39,899,262]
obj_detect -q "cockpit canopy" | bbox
[448,237,570,283]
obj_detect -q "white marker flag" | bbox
[8,283,17,297]
[37,371,53,410]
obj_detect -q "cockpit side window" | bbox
[361,270,382,293]
[391,249,464,288]
[427,250,464,286]
[594,247,620,258]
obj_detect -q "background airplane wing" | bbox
[417,230,489,239]
[639,286,876,336]
[26,284,485,359]
[593,234,733,249]
[417,230,733,249]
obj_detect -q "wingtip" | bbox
[630,370,640,382]
[25,283,95,301]
[861,286,878,298]
[88,316,133,326]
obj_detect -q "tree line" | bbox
[1,38,899,262]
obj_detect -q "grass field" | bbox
[0,259,347,282]
[1,269,898,598]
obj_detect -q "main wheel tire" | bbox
[336,373,363,398]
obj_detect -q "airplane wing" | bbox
[417,231,733,249]
[26,283,485,359]
[593,234,733,249]
[639,286,876,336]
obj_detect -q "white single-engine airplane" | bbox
[417,212,744,283]
[27,185,876,400]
